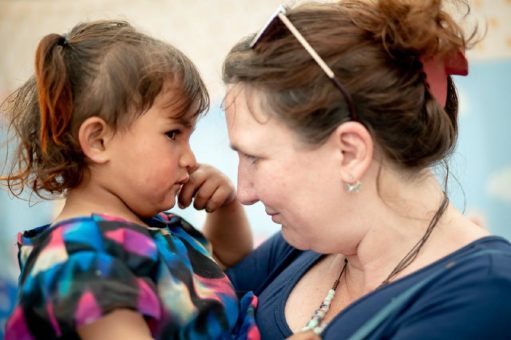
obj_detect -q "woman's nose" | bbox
[237,165,258,205]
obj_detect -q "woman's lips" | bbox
[266,210,280,223]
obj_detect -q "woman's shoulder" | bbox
[434,235,511,288]
[400,236,511,292]
[391,235,511,316]
[384,236,511,337]
[323,236,511,339]
[446,235,511,272]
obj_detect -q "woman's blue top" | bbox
[227,233,511,339]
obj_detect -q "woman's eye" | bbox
[244,154,259,164]
[166,130,180,140]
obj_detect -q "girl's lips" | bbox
[175,174,190,185]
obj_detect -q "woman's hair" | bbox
[1,20,209,198]
[223,0,477,171]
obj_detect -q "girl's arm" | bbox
[78,309,152,340]
[202,198,253,268]
[178,163,253,268]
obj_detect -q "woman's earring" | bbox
[344,177,362,193]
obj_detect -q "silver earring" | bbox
[344,181,362,193]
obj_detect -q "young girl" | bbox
[1,20,259,340]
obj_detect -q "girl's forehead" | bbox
[160,108,197,128]
[177,114,198,128]
[156,88,200,125]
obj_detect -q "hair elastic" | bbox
[421,49,468,107]
[58,34,69,47]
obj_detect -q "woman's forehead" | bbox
[225,84,273,124]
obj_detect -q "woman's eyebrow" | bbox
[230,144,240,152]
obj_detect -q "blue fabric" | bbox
[0,276,17,340]
[227,233,511,339]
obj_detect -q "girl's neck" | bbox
[54,184,147,227]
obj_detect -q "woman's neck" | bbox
[338,170,489,296]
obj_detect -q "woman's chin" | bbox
[281,227,310,250]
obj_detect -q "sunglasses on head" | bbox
[250,4,358,121]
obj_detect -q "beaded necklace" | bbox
[301,258,348,335]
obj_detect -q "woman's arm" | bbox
[226,231,297,294]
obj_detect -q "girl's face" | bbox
[104,89,197,217]
[225,87,345,251]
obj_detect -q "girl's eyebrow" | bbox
[180,118,196,129]
[166,114,195,129]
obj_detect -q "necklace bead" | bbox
[301,258,348,335]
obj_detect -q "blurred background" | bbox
[1,0,510,336]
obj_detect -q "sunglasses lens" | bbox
[251,11,285,48]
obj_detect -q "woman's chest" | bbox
[255,253,397,339]
[285,255,354,333]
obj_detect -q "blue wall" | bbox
[448,59,511,239]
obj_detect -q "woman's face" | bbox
[225,87,344,250]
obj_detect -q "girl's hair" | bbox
[223,0,477,171]
[1,20,209,198]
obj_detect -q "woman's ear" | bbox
[78,117,112,164]
[333,121,373,183]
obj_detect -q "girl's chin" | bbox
[159,195,177,212]
[166,198,177,210]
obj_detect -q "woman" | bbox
[222,0,511,339]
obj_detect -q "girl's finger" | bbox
[193,178,220,210]
[205,185,236,212]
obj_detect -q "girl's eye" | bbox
[166,130,180,140]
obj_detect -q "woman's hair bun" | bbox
[349,0,471,59]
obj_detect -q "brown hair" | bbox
[1,20,209,198]
[223,0,476,170]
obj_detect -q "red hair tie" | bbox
[420,49,468,107]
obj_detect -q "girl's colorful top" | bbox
[5,213,260,340]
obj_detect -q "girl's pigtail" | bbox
[34,34,73,154]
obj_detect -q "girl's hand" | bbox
[178,163,252,267]
[177,164,236,212]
